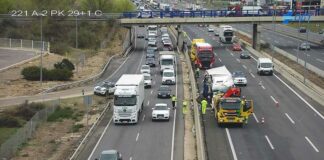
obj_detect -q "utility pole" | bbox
[303,1,312,84]
[40,16,43,87]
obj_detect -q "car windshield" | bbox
[159,86,170,91]
[146,58,154,62]
[242,51,249,55]
[142,66,150,70]
[220,101,241,110]
[233,71,245,77]
[163,72,174,77]
[154,105,168,110]
[114,95,137,106]
[161,59,173,65]
[224,31,233,36]
[100,153,117,160]
[144,75,151,80]
[261,63,272,68]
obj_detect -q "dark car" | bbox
[157,85,172,98]
[299,27,306,33]
[240,51,251,59]
[146,57,156,67]
[137,33,145,38]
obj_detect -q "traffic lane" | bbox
[190,25,324,159]
[232,24,324,70]
[225,49,324,158]
[0,48,36,69]
[88,30,148,160]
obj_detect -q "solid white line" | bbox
[305,136,319,152]
[250,73,255,78]
[261,85,266,90]
[147,101,150,106]
[285,113,295,124]
[135,42,146,73]
[136,132,139,141]
[150,90,153,94]
[236,58,240,63]
[273,74,324,120]
[218,58,222,62]
[130,157,133,160]
[316,58,324,63]
[142,114,145,121]
[270,96,278,104]
[242,65,247,69]
[265,135,275,150]
[88,117,113,160]
[253,113,259,123]
[225,128,238,160]
[274,40,279,44]
[230,52,234,56]
[170,56,178,160]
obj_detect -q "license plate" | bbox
[228,119,234,122]
[162,95,166,97]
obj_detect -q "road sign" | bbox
[83,95,92,107]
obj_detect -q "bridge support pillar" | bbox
[129,27,132,46]
[252,23,257,49]
[176,25,181,47]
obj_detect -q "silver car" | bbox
[94,81,116,96]
[232,71,247,86]
[299,42,311,50]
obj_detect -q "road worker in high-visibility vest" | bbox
[171,95,177,110]
[182,100,188,115]
[201,98,208,115]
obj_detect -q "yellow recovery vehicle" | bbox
[190,38,205,62]
[213,91,254,127]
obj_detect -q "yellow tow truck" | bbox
[190,38,205,62]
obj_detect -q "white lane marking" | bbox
[261,85,266,90]
[285,113,295,124]
[135,41,147,73]
[150,90,153,94]
[88,117,113,160]
[252,113,259,123]
[274,40,279,44]
[273,74,324,120]
[270,96,278,104]
[220,43,223,46]
[218,58,222,62]
[226,128,238,160]
[171,55,178,160]
[230,52,234,56]
[136,132,139,141]
[147,101,150,106]
[250,73,255,78]
[305,136,319,152]
[316,58,324,63]
[130,157,133,160]
[242,65,247,69]
[236,58,240,63]
[250,53,324,120]
[142,114,145,121]
[265,135,275,150]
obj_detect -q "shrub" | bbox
[71,124,84,132]
[50,42,70,55]
[54,58,75,71]
[48,68,73,81]
[47,107,74,122]
[21,66,46,81]
[0,115,21,128]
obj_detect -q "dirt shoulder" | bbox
[0,28,127,98]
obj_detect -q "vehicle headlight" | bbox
[158,93,161,95]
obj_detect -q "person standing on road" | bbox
[171,95,177,109]
[182,100,188,116]
[195,67,200,78]
[201,98,208,115]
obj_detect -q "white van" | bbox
[162,69,176,85]
[257,58,274,75]
[242,6,267,16]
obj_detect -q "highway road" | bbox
[183,25,324,160]
[75,27,184,160]
[0,48,36,70]
[231,24,324,70]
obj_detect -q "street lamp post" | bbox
[40,16,43,87]
[303,0,312,84]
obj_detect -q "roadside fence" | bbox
[0,38,50,52]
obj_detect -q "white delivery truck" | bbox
[159,51,175,74]
[257,58,274,75]
[113,74,145,124]
[206,66,234,93]
[218,25,234,43]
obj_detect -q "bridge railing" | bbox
[122,8,324,19]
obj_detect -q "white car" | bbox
[162,69,176,85]
[232,71,247,86]
[152,103,170,121]
[143,73,152,88]
[140,65,151,74]
[148,38,157,46]
[94,81,116,96]
[207,26,214,32]
[299,42,311,50]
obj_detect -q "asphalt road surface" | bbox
[76,27,184,160]
[231,24,324,71]
[183,25,324,160]
[0,48,36,69]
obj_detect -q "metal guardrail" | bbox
[122,8,324,19]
